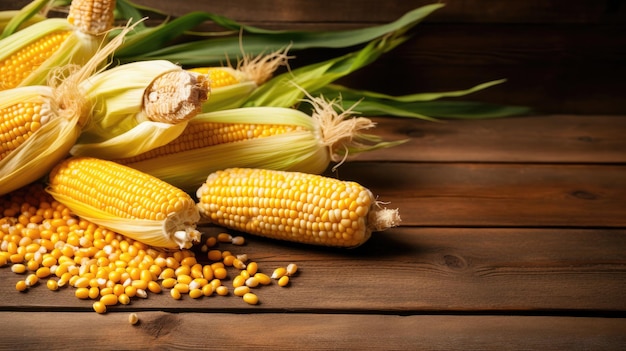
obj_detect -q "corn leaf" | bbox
[0,0,50,39]
[310,82,533,119]
[113,4,444,65]
[241,34,409,109]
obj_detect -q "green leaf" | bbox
[312,83,533,119]
[0,0,50,39]
[113,4,444,65]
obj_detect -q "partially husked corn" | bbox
[47,157,202,249]
[197,168,401,247]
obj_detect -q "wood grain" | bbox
[0,312,624,351]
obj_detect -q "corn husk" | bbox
[70,60,211,159]
[0,22,135,195]
[119,96,405,193]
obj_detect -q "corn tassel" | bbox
[116,95,405,193]
[188,46,290,112]
[0,21,135,196]
[0,0,116,91]
[47,157,201,249]
[196,168,401,248]
[69,60,211,159]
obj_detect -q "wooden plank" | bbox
[0,312,624,351]
[127,0,624,24]
[361,115,626,163]
[2,228,624,312]
[330,162,626,227]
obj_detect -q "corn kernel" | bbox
[242,292,259,305]
[246,261,258,276]
[11,264,26,274]
[254,273,271,285]
[170,288,182,300]
[189,288,203,299]
[75,287,90,299]
[277,275,289,287]
[213,267,228,280]
[15,280,27,292]
[245,277,259,288]
[201,284,214,297]
[118,293,131,305]
[217,233,232,243]
[215,285,228,296]
[100,293,118,306]
[233,286,250,297]
[286,263,298,276]
[46,279,59,291]
[128,313,139,325]
[93,301,106,314]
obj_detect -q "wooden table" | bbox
[1,114,625,350]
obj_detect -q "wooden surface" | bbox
[2,0,626,350]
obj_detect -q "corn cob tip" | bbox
[67,0,116,35]
[143,70,211,124]
[368,204,401,232]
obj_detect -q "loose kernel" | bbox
[245,277,259,288]
[100,294,118,306]
[202,284,214,297]
[147,281,162,294]
[88,287,100,299]
[286,263,298,276]
[232,275,246,288]
[272,267,287,279]
[93,301,106,314]
[35,266,51,278]
[128,313,139,325]
[204,236,217,247]
[278,275,290,287]
[75,287,90,299]
[231,236,245,246]
[232,258,246,270]
[161,278,177,289]
[11,264,26,274]
[246,262,258,276]
[202,265,214,280]
[170,288,182,300]
[46,279,59,291]
[189,288,203,299]
[217,233,232,243]
[177,274,193,285]
[25,274,38,287]
[222,255,235,266]
[135,289,148,299]
[118,294,131,305]
[233,286,250,297]
[213,267,227,280]
[207,250,222,261]
[174,283,190,294]
[242,292,259,305]
[15,280,27,292]
[159,267,175,280]
[254,273,271,285]
[215,285,228,296]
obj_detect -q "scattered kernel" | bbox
[93,301,106,314]
[15,280,27,292]
[286,263,298,276]
[231,236,245,246]
[215,285,228,296]
[217,233,232,243]
[128,313,139,325]
[277,276,289,287]
[242,292,259,305]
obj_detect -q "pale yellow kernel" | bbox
[189,288,203,299]
[233,285,250,297]
[271,267,287,279]
[286,263,298,276]
[128,313,139,325]
[215,285,228,296]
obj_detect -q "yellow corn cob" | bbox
[0,21,135,196]
[0,0,115,91]
[188,47,290,112]
[70,60,211,159]
[47,157,201,249]
[196,168,401,248]
[115,95,403,193]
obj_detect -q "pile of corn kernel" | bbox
[0,183,298,314]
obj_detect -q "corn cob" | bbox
[70,60,211,159]
[188,47,290,112]
[0,0,116,91]
[46,157,202,249]
[0,21,136,196]
[196,168,401,248]
[115,95,402,192]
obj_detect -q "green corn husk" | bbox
[310,81,533,120]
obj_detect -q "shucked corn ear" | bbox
[197,168,401,248]
[0,22,136,196]
[47,157,202,249]
[116,95,404,192]
[70,60,211,159]
[0,0,116,90]
[188,47,290,112]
